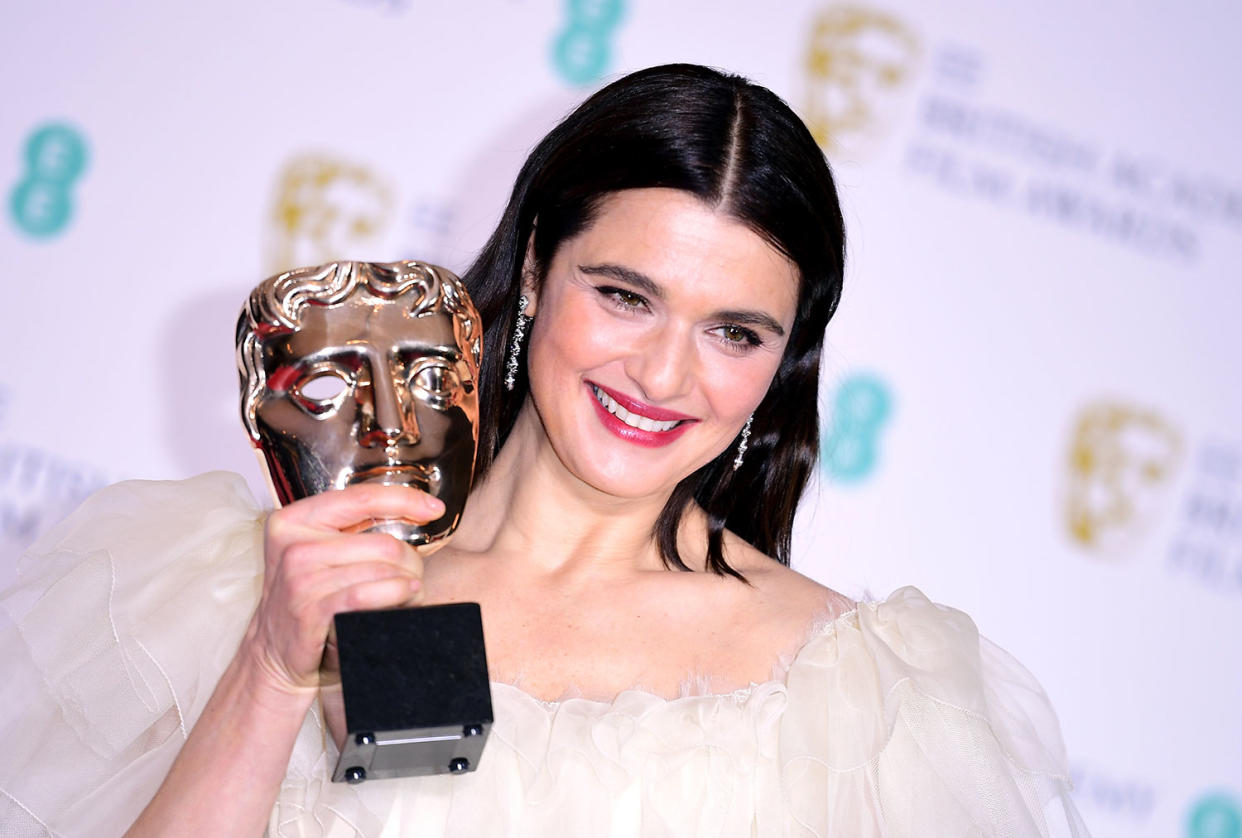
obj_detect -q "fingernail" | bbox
[428,497,446,514]
[408,578,422,594]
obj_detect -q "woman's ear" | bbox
[520,228,539,317]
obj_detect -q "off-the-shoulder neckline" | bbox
[490,598,868,710]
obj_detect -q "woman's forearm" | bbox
[124,643,316,837]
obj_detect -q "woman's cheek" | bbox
[567,304,641,358]
[701,353,779,418]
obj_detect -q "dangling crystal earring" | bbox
[732,415,753,471]
[504,294,531,391]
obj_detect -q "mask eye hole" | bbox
[292,367,352,414]
[301,373,348,401]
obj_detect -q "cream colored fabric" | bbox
[0,473,1090,837]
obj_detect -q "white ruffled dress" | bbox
[0,472,1090,837]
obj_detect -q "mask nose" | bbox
[360,359,420,448]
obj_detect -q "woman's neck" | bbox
[451,406,682,578]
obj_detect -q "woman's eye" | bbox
[718,325,761,347]
[598,286,647,310]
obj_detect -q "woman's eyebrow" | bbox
[578,263,663,298]
[579,263,786,337]
[714,309,785,337]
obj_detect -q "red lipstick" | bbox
[589,382,697,422]
[585,381,697,448]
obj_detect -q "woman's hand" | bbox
[127,484,444,836]
[242,484,445,695]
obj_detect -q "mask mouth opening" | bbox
[346,463,439,496]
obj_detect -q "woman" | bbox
[0,65,1089,836]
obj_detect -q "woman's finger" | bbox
[270,483,445,533]
[289,559,424,610]
[253,562,424,685]
[317,575,426,619]
[276,532,424,576]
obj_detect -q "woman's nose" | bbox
[360,360,420,447]
[625,326,696,403]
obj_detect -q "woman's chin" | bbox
[560,453,695,501]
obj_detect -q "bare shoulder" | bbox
[721,529,855,641]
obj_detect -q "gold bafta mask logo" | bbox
[801,4,921,158]
[265,155,395,275]
[1064,402,1184,555]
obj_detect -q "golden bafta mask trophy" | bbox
[237,260,491,783]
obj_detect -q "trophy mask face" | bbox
[244,263,480,551]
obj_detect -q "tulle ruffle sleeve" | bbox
[779,586,1090,837]
[0,471,266,836]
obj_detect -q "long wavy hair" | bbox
[463,64,845,579]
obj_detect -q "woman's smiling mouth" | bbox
[586,381,697,447]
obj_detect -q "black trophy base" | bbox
[331,602,493,783]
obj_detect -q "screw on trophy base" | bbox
[236,260,492,783]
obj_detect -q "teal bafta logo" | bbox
[9,123,89,238]
[551,0,625,85]
[1188,792,1241,838]
[822,372,893,483]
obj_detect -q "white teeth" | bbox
[592,386,680,432]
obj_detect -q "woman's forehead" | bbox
[566,188,799,315]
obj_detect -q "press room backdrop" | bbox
[2,1,1239,835]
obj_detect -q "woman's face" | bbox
[523,188,799,499]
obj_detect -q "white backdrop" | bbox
[2,2,1240,836]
